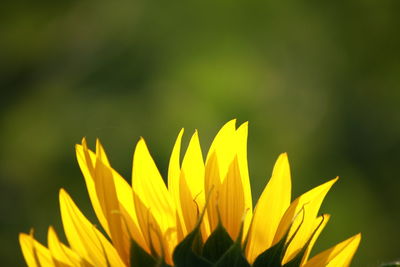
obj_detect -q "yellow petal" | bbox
[301,214,330,265]
[205,119,238,233]
[168,128,184,199]
[19,232,54,267]
[278,178,338,264]
[95,138,111,165]
[304,233,361,267]
[47,226,83,266]
[204,120,252,238]
[75,139,110,235]
[167,129,186,242]
[181,131,205,214]
[133,191,168,262]
[204,151,222,232]
[77,139,146,262]
[132,138,176,263]
[179,170,199,237]
[179,131,210,239]
[114,173,148,254]
[246,153,291,263]
[206,119,237,183]
[59,189,125,266]
[219,156,246,240]
[94,141,130,264]
[105,157,147,254]
[19,233,37,267]
[235,122,253,237]
[175,204,185,243]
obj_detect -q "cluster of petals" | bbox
[20,120,361,266]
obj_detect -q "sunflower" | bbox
[19,120,361,266]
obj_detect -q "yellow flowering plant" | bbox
[19,120,361,266]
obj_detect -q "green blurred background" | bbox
[1,0,399,266]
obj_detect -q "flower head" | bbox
[20,120,361,266]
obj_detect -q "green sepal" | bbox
[252,207,307,267]
[281,248,304,267]
[202,222,234,263]
[252,231,287,267]
[172,186,216,267]
[130,238,170,267]
[281,232,309,267]
[283,214,327,267]
[212,218,250,267]
[172,226,212,267]
[213,241,250,267]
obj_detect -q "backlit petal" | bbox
[133,191,167,262]
[168,129,184,199]
[59,189,125,266]
[180,131,210,239]
[168,129,185,242]
[178,171,198,237]
[277,178,338,264]
[47,226,82,266]
[246,153,291,263]
[131,138,176,263]
[204,152,221,232]
[19,232,54,267]
[94,140,130,264]
[304,233,361,267]
[205,119,241,233]
[206,119,237,183]
[219,156,246,240]
[301,214,330,264]
[75,139,110,235]
[78,139,146,262]
[235,122,253,237]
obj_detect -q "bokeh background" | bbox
[1,0,399,266]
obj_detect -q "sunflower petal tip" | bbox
[239,120,248,127]
[226,118,237,127]
[95,138,105,154]
[325,176,339,186]
[135,137,145,149]
[280,152,288,158]
[18,232,27,238]
[81,137,88,147]
[76,137,88,151]
[59,188,67,197]
[75,143,82,151]
[29,228,35,236]
[355,233,362,241]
